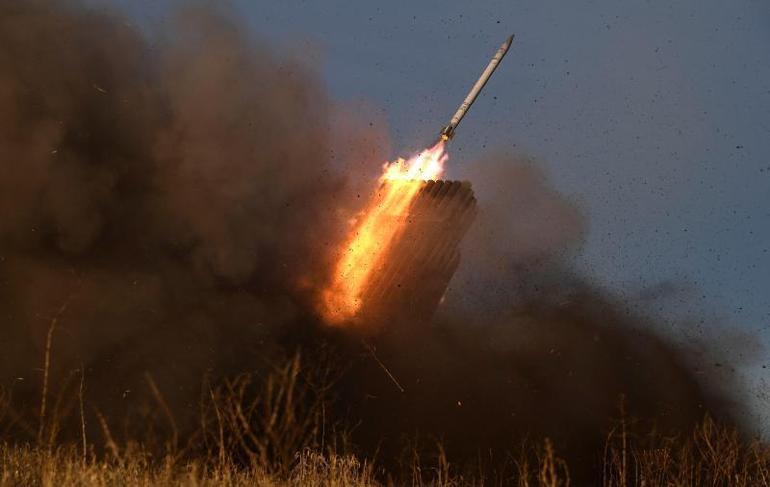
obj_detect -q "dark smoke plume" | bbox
[0,0,351,420]
[0,1,749,481]
[330,156,740,478]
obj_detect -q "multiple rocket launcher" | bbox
[356,36,514,325]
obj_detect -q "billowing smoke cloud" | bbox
[0,1,750,481]
[447,153,586,315]
[0,1,354,419]
[333,156,737,479]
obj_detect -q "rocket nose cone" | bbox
[498,35,514,53]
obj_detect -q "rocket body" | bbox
[440,35,514,141]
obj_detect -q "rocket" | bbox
[439,35,514,141]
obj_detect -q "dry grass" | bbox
[0,444,375,486]
[0,441,560,486]
[0,349,767,486]
[603,415,770,486]
[1,418,767,486]
[199,354,331,472]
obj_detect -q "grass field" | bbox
[1,352,768,486]
[1,416,768,486]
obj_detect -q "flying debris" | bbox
[439,35,514,141]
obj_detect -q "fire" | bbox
[321,141,448,324]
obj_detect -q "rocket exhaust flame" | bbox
[321,141,448,324]
[320,36,514,326]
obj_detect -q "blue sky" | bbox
[94,0,769,430]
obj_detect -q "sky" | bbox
[92,0,769,431]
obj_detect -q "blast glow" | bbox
[321,141,448,324]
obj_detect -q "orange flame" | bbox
[321,141,448,324]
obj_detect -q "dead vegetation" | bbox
[1,417,767,486]
[2,288,762,486]
[602,414,770,486]
[0,349,767,486]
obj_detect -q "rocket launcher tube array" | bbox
[440,35,514,141]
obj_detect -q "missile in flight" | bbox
[439,35,514,141]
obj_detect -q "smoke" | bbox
[333,155,739,478]
[0,1,351,418]
[0,1,752,481]
[447,153,586,315]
